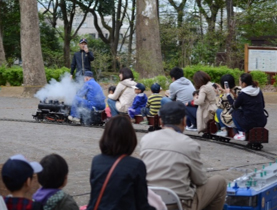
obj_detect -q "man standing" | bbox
[140,101,226,210]
[68,71,105,123]
[70,38,94,79]
[161,67,195,105]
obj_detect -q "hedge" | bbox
[0,65,269,89]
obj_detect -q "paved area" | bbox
[0,91,276,206]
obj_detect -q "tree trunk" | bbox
[20,0,46,97]
[136,0,164,78]
[64,25,71,68]
[128,0,136,66]
[226,0,235,68]
[0,0,6,65]
[0,25,5,65]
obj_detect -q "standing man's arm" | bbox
[84,46,94,61]
[70,53,77,78]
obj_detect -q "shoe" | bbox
[215,129,227,137]
[186,125,197,132]
[234,132,245,141]
[139,120,148,125]
[130,118,136,123]
[68,116,80,123]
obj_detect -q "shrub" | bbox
[139,75,170,90]
[249,71,268,87]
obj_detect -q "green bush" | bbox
[139,75,170,90]
[45,67,70,82]
[249,71,268,87]
[273,75,277,87]
[0,66,23,86]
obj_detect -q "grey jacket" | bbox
[169,77,195,104]
[140,128,207,200]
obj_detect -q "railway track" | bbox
[0,117,276,162]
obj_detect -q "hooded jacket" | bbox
[227,85,267,131]
[33,188,79,210]
[108,79,137,112]
[169,77,195,104]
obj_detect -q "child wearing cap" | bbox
[1,154,43,210]
[33,154,79,210]
[185,90,199,131]
[140,83,163,125]
[128,83,148,123]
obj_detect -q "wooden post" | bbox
[244,44,249,72]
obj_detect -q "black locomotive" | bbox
[32,100,106,126]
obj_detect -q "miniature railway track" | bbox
[0,118,276,162]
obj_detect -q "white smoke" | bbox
[34,72,84,105]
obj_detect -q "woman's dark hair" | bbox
[119,67,134,81]
[193,71,211,89]
[37,154,69,189]
[100,115,137,156]
[240,73,258,87]
[108,86,116,93]
[220,74,236,89]
[170,67,184,80]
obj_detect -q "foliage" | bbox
[1,0,21,62]
[0,66,23,86]
[249,71,268,87]
[45,67,70,82]
[139,75,171,90]
[273,75,277,87]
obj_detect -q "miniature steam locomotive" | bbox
[32,100,105,125]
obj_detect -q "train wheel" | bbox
[202,133,210,139]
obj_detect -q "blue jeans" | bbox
[233,117,244,132]
[141,107,151,117]
[216,109,226,129]
[107,98,119,117]
[185,106,197,127]
[161,97,172,106]
[70,96,92,119]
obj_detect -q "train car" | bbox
[32,100,106,126]
[224,163,277,210]
[203,120,268,150]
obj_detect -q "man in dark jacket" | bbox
[70,38,94,79]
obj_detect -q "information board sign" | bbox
[248,49,277,72]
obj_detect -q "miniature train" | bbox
[32,100,268,150]
[224,162,277,210]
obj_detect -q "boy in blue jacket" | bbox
[128,83,147,123]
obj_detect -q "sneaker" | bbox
[234,132,245,141]
[68,116,73,121]
[215,129,227,137]
[68,116,80,123]
[186,125,197,132]
[130,118,136,123]
[139,120,148,125]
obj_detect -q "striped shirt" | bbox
[147,94,163,115]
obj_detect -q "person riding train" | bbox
[225,73,267,140]
[68,71,105,123]
[214,74,241,137]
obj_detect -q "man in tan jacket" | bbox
[140,101,226,210]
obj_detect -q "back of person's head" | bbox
[193,71,211,89]
[170,67,184,80]
[151,83,161,93]
[108,86,116,93]
[240,73,258,87]
[38,154,69,189]
[159,101,186,125]
[100,115,137,156]
[119,67,134,81]
[1,154,42,192]
[220,74,235,89]
[192,90,199,96]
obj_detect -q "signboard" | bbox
[248,49,277,72]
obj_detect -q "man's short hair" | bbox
[2,154,42,192]
[170,67,184,80]
[159,101,186,125]
[38,154,69,189]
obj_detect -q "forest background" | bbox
[0,0,277,92]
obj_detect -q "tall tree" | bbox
[0,0,5,65]
[196,0,225,33]
[136,0,163,78]
[225,0,235,67]
[20,0,47,96]
[76,0,131,72]
[167,0,187,28]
